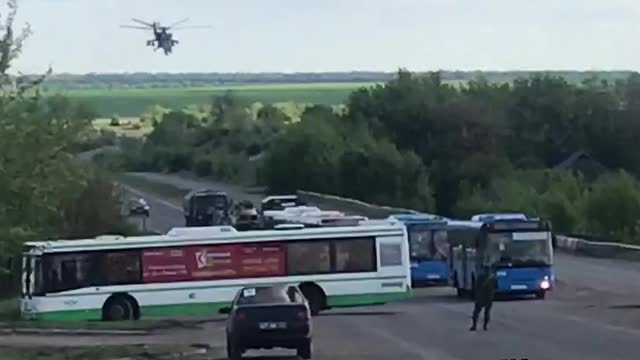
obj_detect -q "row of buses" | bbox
[20,195,554,321]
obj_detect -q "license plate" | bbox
[426,274,440,279]
[259,322,287,330]
[510,285,527,290]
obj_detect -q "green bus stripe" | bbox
[45,275,408,298]
[33,288,411,321]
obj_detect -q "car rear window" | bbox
[237,286,304,305]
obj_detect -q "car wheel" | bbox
[536,290,546,300]
[226,337,242,360]
[297,339,312,359]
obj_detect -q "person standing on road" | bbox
[470,265,497,331]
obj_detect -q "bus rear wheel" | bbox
[103,296,135,321]
[299,283,326,316]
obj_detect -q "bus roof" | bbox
[388,213,447,225]
[446,220,483,229]
[166,226,237,237]
[471,213,527,222]
[24,223,405,254]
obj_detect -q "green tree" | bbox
[264,120,343,194]
[0,0,135,293]
[582,171,640,243]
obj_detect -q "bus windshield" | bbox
[408,225,448,261]
[484,232,552,267]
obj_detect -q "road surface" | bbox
[117,172,640,360]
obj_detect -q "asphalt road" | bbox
[124,172,640,360]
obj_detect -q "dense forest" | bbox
[36,71,634,90]
[103,70,640,245]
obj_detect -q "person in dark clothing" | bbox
[470,265,497,331]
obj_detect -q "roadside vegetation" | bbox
[1,344,206,360]
[101,70,640,245]
[0,0,139,302]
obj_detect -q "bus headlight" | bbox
[540,279,551,290]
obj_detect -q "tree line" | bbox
[112,70,640,245]
[34,71,634,91]
[0,1,138,297]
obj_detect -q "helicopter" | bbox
[120,18,209,55]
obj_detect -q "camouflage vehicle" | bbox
[183,189,234,227]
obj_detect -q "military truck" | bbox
[183,189,234,227]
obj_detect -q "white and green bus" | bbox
[21,223,411,321]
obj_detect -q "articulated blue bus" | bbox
[388,214,451,286]
[448,218,554,299]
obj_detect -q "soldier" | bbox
[470,265,497,331]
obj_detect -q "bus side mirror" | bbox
[218,307,231,314]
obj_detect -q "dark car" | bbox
[220,285,312,360]
[126,198,150,217]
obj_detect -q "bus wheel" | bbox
[102,295,136,321]
[299,282,326,316]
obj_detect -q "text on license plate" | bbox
[259,322,287,330]
[510,285,528,290]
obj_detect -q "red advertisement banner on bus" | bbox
[141,243,285,283]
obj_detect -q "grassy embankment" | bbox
[2,345,206,360]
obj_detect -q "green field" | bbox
[56,82,378,117]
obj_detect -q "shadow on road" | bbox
[609,304,640,309]
[211,357,298,360]
[319,310,399,317]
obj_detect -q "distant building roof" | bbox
[553,151,608,180]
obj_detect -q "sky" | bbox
[10,0,640,74]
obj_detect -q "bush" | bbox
[58,169,140,238]
[246,142,263,157]
[581,171,640,243]
[166,150,194,173]
[214,157,238,180]
[194,157,213,177]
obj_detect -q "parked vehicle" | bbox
[183,189,234,226]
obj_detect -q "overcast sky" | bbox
[11,0,640,74]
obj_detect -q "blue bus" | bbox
[448,218,554,299]
[388,214,451,286]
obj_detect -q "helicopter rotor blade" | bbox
[167,18,190,29]
[131,18,155,27]
[171,25,211,30]
[120,25,150,30]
